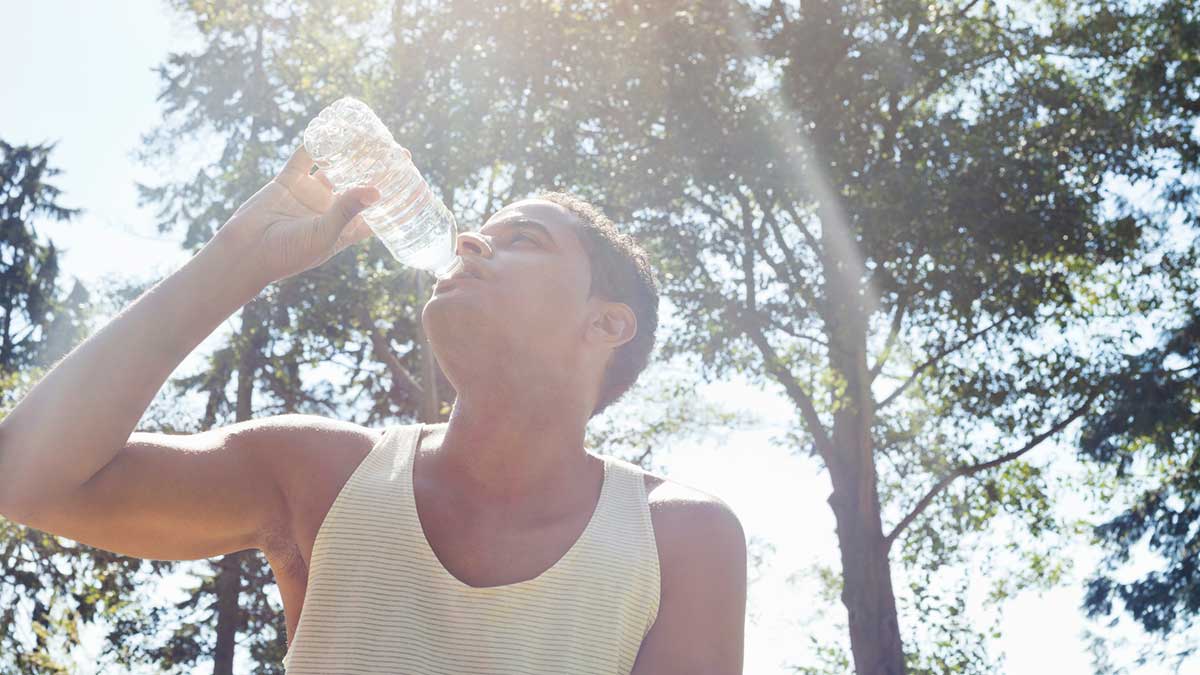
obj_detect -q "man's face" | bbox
[421,198,601,397]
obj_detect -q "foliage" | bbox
[1080,298,1200,659]
[0,139,145,674]
[6,0,1200,671]
[133,0,1200,670]
[22,2,734,670]
[546,0,1196,669]
[0,140,90,386]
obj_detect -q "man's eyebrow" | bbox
[481,217,558,246]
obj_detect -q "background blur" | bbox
[1,1,1198,673]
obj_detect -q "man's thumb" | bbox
[321,185,380,237]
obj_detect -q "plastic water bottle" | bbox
[302,97,461,278]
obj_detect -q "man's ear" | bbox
[590,301,637,349]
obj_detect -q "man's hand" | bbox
[219,143,381,285]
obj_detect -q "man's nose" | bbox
[455,231,492,258]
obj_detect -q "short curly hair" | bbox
[533,191,660,419]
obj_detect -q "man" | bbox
[0,144,746,673]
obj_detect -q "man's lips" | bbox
[434,274,481,291]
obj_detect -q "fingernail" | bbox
[360,187,381,206]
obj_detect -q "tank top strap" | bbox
[596,454,648,510]
[588,453,661,637]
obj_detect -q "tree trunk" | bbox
[825,363,905,673]
[212,550,246,675]
[827,446,905,675]
[1,284,13,369]
[818,208,907,674]
[212,298,267,674]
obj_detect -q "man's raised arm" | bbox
[0,144,378,521]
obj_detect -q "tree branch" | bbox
[956,0,984,20]
[868,292,909,384]
[755,187,824,312]
[737,300,834,457]
[685,191,740,232]
[735,190,833,458]
[688,189,817,311]
[483,161,500,222]
[681,190,832,455]
[901,53,1002,117]
[292,387,341,417]
[877,312,1014,410]
[765,313,828,347]
[734,188,759,314]
[883,387,1103,550]
[781,198,824,262]
[360,308,424,403]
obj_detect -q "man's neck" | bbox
[429,393,595,502]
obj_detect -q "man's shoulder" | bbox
[236,413,383,447]
[247,416,382,517]
[626,467,746,566]
[623,465,748,673]
[637,468,739,519]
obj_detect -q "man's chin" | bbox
[422,301,490,342]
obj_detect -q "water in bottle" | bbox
[302,97,461,279]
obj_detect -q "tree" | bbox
[0,140,90,389]
[139,0,1200,670]
[14,0,1198,671]
[0,141,172,674]
[67,0,728,671]
[132,2,434,671]
[1053,2,1200,662]
[1079,243,1200,669]
[392,0,1195,670]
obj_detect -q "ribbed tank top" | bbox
[282,422,662,674]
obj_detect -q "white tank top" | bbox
[282,422,662,673]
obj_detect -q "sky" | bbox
[0,1,1187,673]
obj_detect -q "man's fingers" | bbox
[276,145,335,214]
[334,216,376,253]
[277,143,315,185]
[312,169,335,190]
[320,185,381,244]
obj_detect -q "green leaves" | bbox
[0,141,91,382]
[4,0,1192,671]
[1081,308,1200,638]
